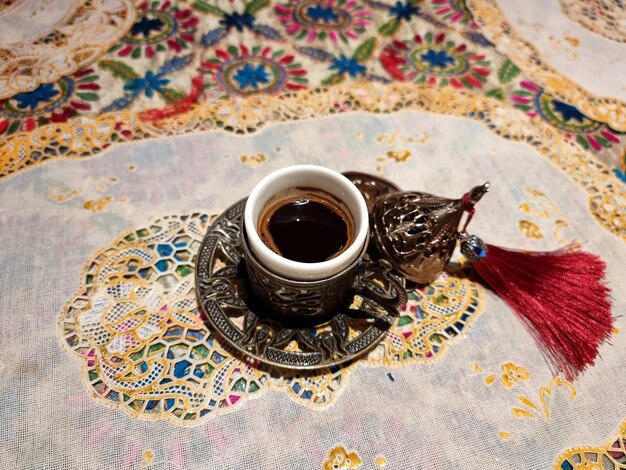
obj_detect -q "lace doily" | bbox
[59,211,485,426]
[466,0,626,131]
[0,0,136,99]
[558,0,626,44]
[554,419,626,470]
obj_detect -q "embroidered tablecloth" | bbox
[0,1,625,469]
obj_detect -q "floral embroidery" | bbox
[1,0,625,207]
[512,81,621,152]
[110,1,199,58]
[500,362,530,387]
[201,44,308,97]
[299,37,385,84]
[323,445,363,470]
[511,377,576,419]
[197,0,282,47]
[431,0,478,29]
[275,0,372,43]
[365,0,423,36]
[2,82,623,240]
[518,188,571,244]
[554,419,626,470]
[59,211,485,425]
[380,31,490,88]
[0,68,101,135]
[99,56,192,111]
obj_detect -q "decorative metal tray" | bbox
[195,174,407,370]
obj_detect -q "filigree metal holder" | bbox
[195,198,407,370]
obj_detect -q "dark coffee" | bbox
[259,189,354,263]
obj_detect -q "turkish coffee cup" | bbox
[242,165,369,323]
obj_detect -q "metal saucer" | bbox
[195,191,406,370]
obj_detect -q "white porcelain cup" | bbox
[244,165,369,281]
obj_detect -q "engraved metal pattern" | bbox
[460,233,488,261]
[370,184,489,285]
[196,199,407,370]
[371,192,464,285]
[342,171,402,213]
[241,225,365,322]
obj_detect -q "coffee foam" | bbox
[258,187,355,261]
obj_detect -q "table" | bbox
[0,0,624,468]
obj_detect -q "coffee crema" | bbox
[258,188,355,263]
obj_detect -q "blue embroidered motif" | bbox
[233,63,270,89]
[420,49,455,68]
[329,55,366,77]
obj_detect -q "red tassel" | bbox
[462,235,613,380]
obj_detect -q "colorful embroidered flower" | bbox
[512,81,621,151]
[200,44,308,97]
[379,31,490,88]
[198,1,282,47]
[329,54,367,77]
[0,68,101,135]
[500,362,530,387]
[99,55,191,112]
[124,71,170,98]
[110,0,199,59]
[274,0,372,43]
[299,37,386,84]
[323,445,363,470]
[363,0,423,36]
[220,11,255,31]
[432,0,478,29]
[13,84,59,110]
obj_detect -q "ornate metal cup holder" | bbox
[195,187,407,370]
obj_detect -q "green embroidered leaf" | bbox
[291,76,308,84]
[321,73,344,86]
[192,0,224,15]
[77,75,99,83]
[575,135,589,149]
[227,45,239,57]
[76,92,99,102]
[352,37,377,62]
[498,59,520,84]
[160,88,186,102]
[378,19,400,36]
[131,47,141,59]
[99,60,140,82]
[244,0,269,14]
[8,120,20,135]
[595,136,609,147]
[485,88,504,101]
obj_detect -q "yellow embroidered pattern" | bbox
[58,211,486,426]
[519,188,571,244]
[512,377,576,419]
[500,362,530,388]
[323,445,363,470]
[554,419,626,470]
[558,0,626,44]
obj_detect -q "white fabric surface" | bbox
[0,111,624,469]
